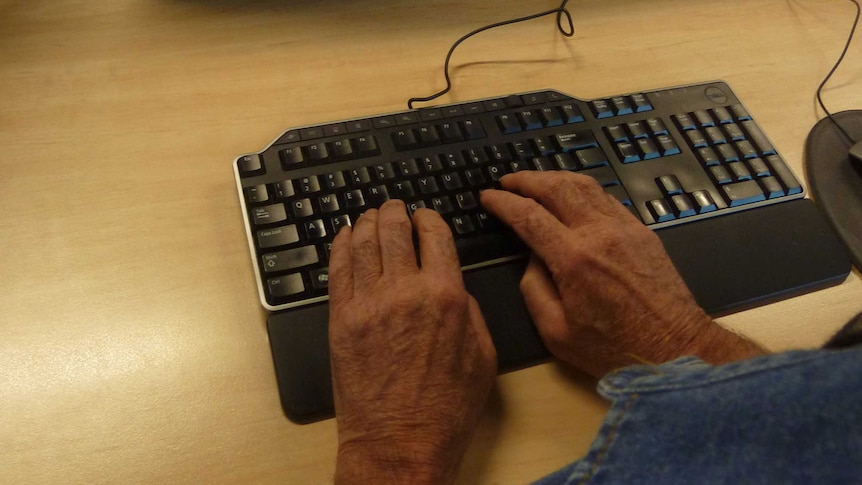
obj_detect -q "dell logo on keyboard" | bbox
[705,86,728,104]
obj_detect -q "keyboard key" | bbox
[671,194,697,217]
[344,189,366,209]
[371,163,396,182]
[442,173,464,191]
[717,144,739,162]
[462,102,485,115]
[691,190,717,213]
[698,147,720,166]
[725,123,745,141]
[438,122,464,143]
[742,120,776,155]
[253,203,287,225]
[487,164,507,182]
[611,96,633,115]
[367,185,390,207]
[418,126,441,146]
[511,140,536,159]
[432,196,454,215]
[521,92,547,105]
[674,113,696,131]
[705,126,726,145]
[555,131,598,152]
[560,103,585,123]
[656,134,681,156]
[441,106,464,117]
[553,153,578,171]
[304,219,327,239]
[330,214,352,234]
[646,118,668,136]
[766,155,802,195]
[395,112,419,125]
[239,154,264,176]
[305,143,329,162]
[730,104,751,121]
[617,142,640,163]
[657,175,683,195]
[540,107,564,127]
[455,192,478,210]
[356,136,380,156]
[760,176,785,199]
[299,127,324,140]
[289,198,314,218]
[309,268,330,290]
[630,93,652,112]
[576,147,608,168]
[345,119,371,133]
[421,155,444,173]
[452,215,476,235]
[728,161,752,181]
[318,193,340,213]
[627,121,649,139]
[531,156,554,171]
[444,152,468,169]
[323,172,347,190]
[686,130,708,148]
[324,124,348,137]
[748,158,771,177]
[419,108,443,122]
[298,175,321,194]
[461,120,486,140]
[262,246,319,273]
[392,129,419,150]
[591,99,614,119]
[398,159,421,176]
[391,180,416,199]
[257,225,300,249]
[489,144,513,163]
[464,169,487,187]
[267,274,305,298]
[348,167,372,185]
[694,110,715,127]
[710,165,733,185]
[736,140,758,159]
[497,114,521,134]
[279,148,303,168]
[406,201,427,216]
[331,139,354,160]
[712,107,733,124]
[519,110,543,130]
[722,180,766,207]
[483,98,506,111]
[417,176,440,194]
[648,199,675,223]
[637,138,660,160]
[606,124,628,142]
[244,184,269,204]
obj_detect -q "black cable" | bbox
[407,1,574,110]
[816,0,860,144]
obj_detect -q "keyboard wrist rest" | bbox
[266,198,850,424]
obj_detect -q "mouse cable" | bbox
[407,0,574,110]
[816,0,860,144]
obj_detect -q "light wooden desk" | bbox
[2,0,860,483]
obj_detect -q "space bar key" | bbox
[455,232,528,268]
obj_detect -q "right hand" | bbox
[480,171,764,377]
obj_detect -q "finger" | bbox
[350,209,382,288]
[328,225,355,307]
[411,208,462,280]
[519,255,569,348]
[377,200,419,275]
[499,171,613,226]
[467,296,497,369]
[479,189,572,264]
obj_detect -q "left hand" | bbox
[328,200,497,485]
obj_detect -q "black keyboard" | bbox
[234,81,804,311]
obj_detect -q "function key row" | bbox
[273,91,574,146]
[392,119,486,151]
[495,103,585,134]
[278,135,381,169]
[673,104,751,131]
[591,93,653,119]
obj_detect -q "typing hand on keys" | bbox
[480,171,765,377]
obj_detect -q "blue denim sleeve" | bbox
[531,347,862,485]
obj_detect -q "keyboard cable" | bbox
[407,0,574,110]
[816,0,860,145]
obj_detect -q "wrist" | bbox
[670,312,767,364]
[335,439,458,485]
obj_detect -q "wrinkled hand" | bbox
[481,171,764,377]
[328,200,497,485]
